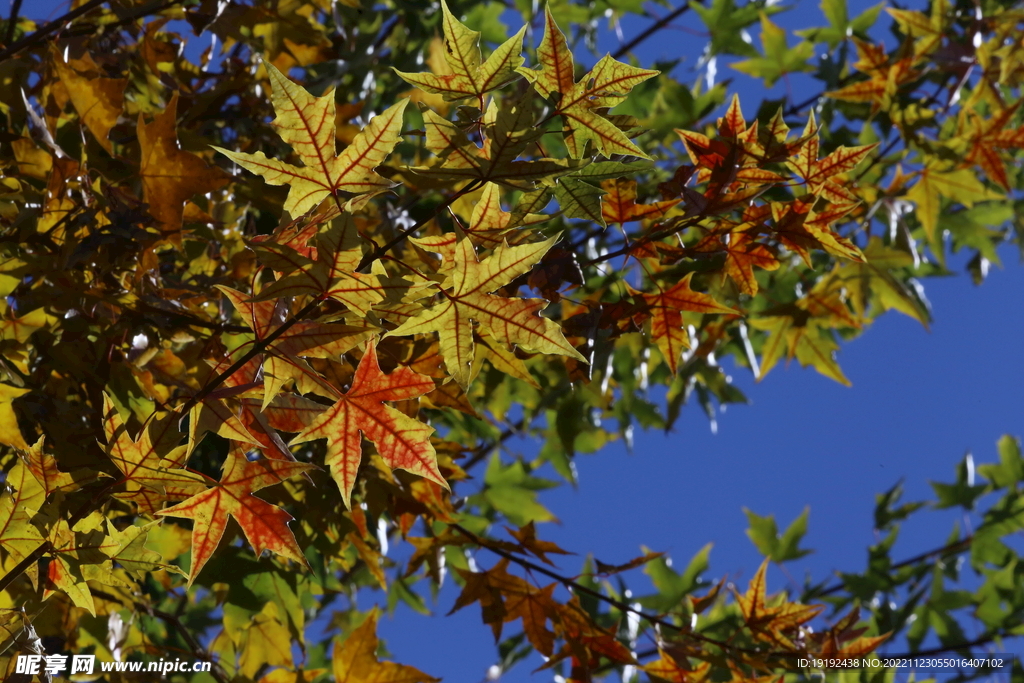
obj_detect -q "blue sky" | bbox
[15,0,1024,680]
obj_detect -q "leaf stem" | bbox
[358,180,484,271]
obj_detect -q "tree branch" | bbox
[0,0,107,63]
[3,0,23,46]
[612,4,695,61]
[452,523,752,655]
[90,588,230,683]
[357,180,483,271]
[814,536,973,598]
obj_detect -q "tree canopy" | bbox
[0,0,1023,681]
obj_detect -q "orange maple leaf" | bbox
[101,395,205,514]
[963,103,1024,191]
[291,340,446,508]
[157,447,316,586]
[630,274,738,374]
[138,93,228,239]
[216,284,375,408]
[736,560,823,649]
[694,226,780,296]
[600,178,680,225]
[787,112,876,207]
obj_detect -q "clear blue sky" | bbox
[17,1,1024,681]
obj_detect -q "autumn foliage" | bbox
[1,0,1023,681]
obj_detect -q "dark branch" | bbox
[0,0,107,63]
[90,589,230,683]
[612,3,696,61]
[3,0,23,46]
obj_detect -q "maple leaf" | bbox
[836,237,930,326]
[255,213,412,317]
[157,447,316,586]
[50,47,126,154]
[0,382,30,450]
[751,313,853,386]
[887,1,946,56]
[693,226,780,296]
[736,560,823,649]
[394,0,526,103]
[451,559,559,655]
[507,522,572,566]
[44,514,122,615]
[770,198,865,264]
[215,61,408,217]
[17,437,76,496]
[0,304,51,343]
[104,521,183,578]
[333,608,439,683]
[517,8,658,159]
[234,390,328,462]
[461,182,548,249]
[217,284,375,407]
[630,273,738,374]
[102,395,205,513]
[644,649,711,683]
[138,93,229,238]
[600,177,680,225]
[387,235,585,388]
[412,104,573,188]
[0,466,45,571]
[732,14,815,87]
[826,38,917,109]
[241,603,294,678]
[962,104,1024,191]
[549,596,636,666]
[291,340,445,508]
[905,162,1002,242]
[787,113,876,208]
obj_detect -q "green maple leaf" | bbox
[732,14,815,87]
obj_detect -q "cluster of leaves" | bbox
[0,0,1022,681]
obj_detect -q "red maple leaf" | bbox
[292,340,448,508]
[157,447,316,585]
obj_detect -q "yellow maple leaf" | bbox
[394,0,526,103]
[386,235,585,388]
[517,8,657,159]
[333,608,438,683]
[215,61,408,217]
[138,93,228,239]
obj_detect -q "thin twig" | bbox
[0,0,106,63]
[612,3,695,61]
[3,0,23,46]
[462,418,527,471]
[452,523,752,654]
[814,536,973,598]
[358,180,483,271]
[90,589,230,683]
